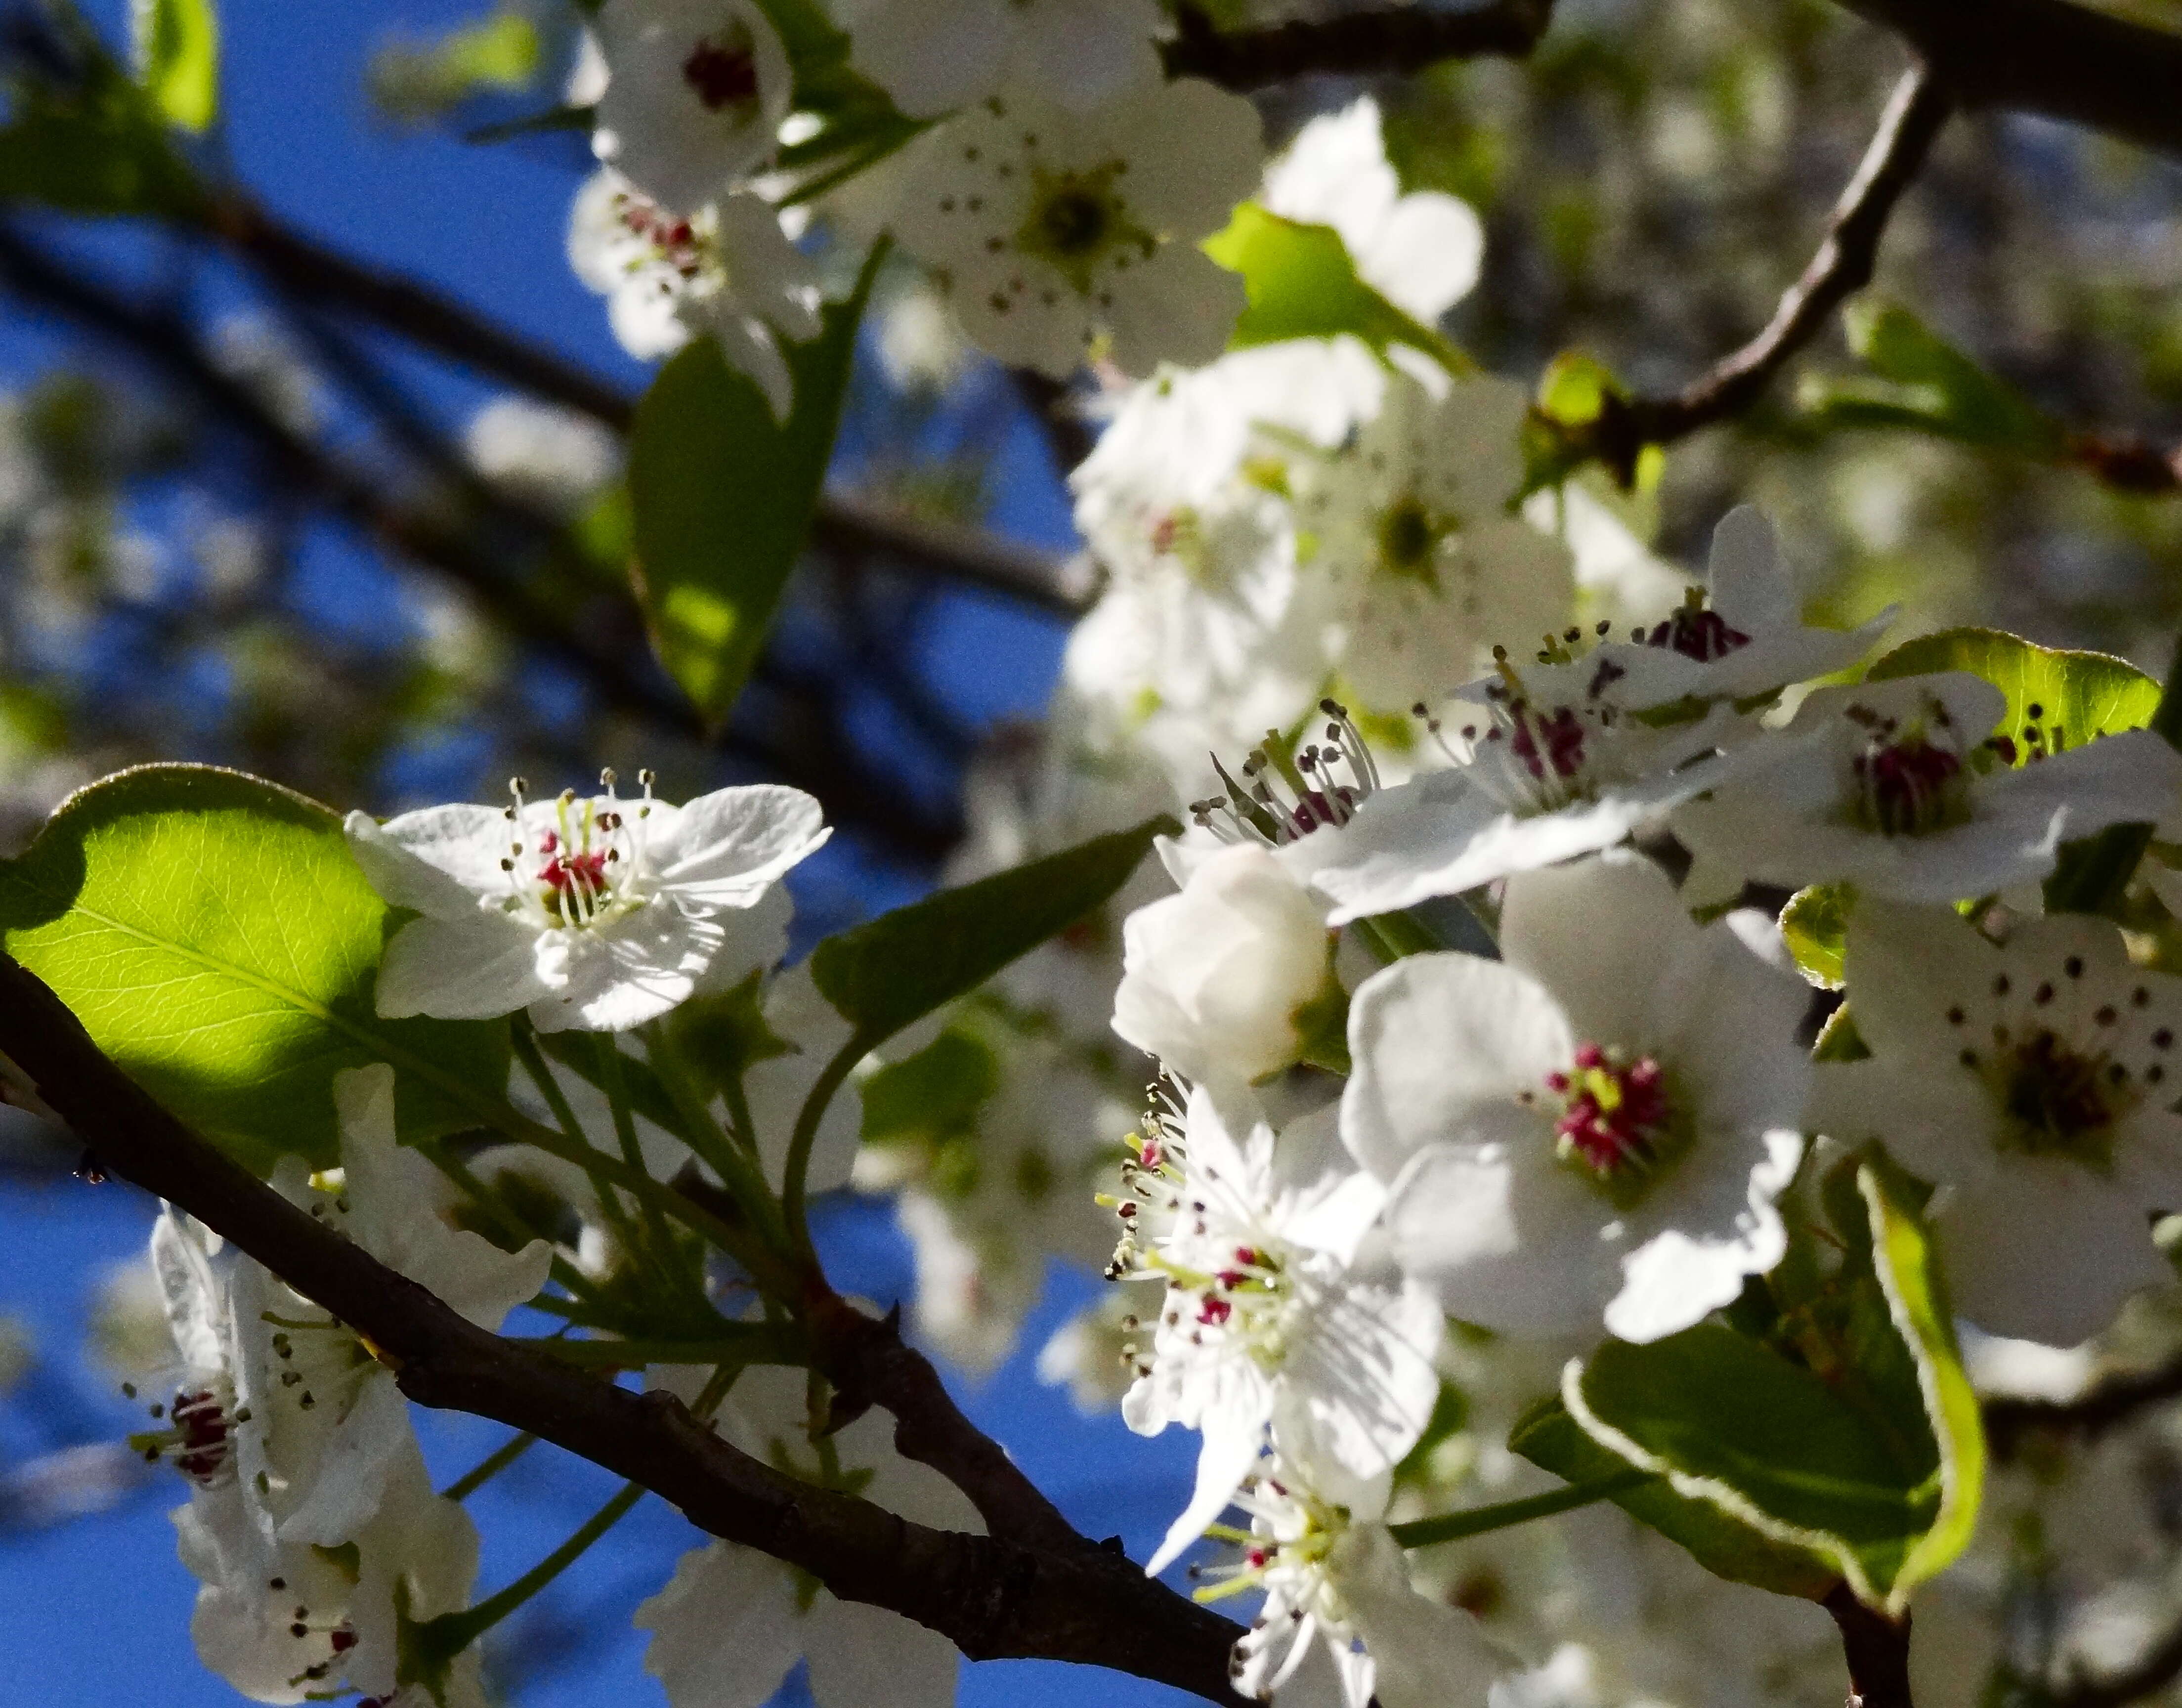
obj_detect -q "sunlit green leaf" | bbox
[1202,203,1468,371]
[0,766,510,1172]
[1867,627,2160,765]
[131,0,219,131]
[628,255,879,731]
[811,815,1175,1050]
[370,11,540,125]
[1780,883,1854,989]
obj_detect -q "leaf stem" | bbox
[1387,1471,1653,1549]
[440,1431,538,1502]
[414,1482,645,1655]
[780,1039,863,1262]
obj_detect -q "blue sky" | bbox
[0,4,1200,1704]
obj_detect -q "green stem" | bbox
[593,1034,676,1261]
[1386,1471,1653,1550]
[642,1022,790,1252]
[2046,628,2182,916]
[440,1432,538,1501]
[780,1039,863,1260]
[415,1482,644,1654]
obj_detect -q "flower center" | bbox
[1375,493,1455,586]
[1016,163,1155,294]
[1845,700,1973,836]
[1994,1029,2124,1168]
[681,34,759,112]
[499,771,656,931]
[618,193,709,278]
[1191,702,1381,849]
[1641,588,1751,661]
[1547,1043,1686,1206]
[129,1382,239,1485]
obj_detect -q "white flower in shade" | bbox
[465,397,622,519]
[346,771,827,1032]
[1284,659,1748,924]
[1260,96,1484,325]
[567,170,821,416]
[235,1066,551,1551]
[835,0,1164,117]
[1203,1462,1507,1708]
[591,0,792,212]
[1670,671,2182,909]
[1523,481,1687,635]
[178,1434,487,1708]
[636,1365,978,1708]
[1813,903,2182,1347]
[1112,843,1337,1088]
[1036,1286,1144,1412]
[1295,372,1575,720]
[884,78,1261,377]
[1538,506,1893,713]
[1119,1086,1442,1577]
[1341,852,1808,1343]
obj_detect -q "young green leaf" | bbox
[1866,626,2160,765]
[810,815,1176,1050]
[0,766,509,1172]
[1509,1395,1838,1600]
[1547,1158,1982,1614]
[1201,204,1469,373]
[131,0,218,131]
[859,1029,999,1148]
[628,253,879,731]
[0,64,207,217]
[1780,883,1855,989]
[1798,300,2063,459]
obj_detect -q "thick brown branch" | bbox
[1578,66,1954,482]
[1831,0,2182,162]
[1825,1583,1915,1708]
[1163,0,1556,89]
[0,952,1246,1702]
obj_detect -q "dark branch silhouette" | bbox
[1163,0,1557,88]
[0,950,1247,1704]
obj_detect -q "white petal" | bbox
[636,1541,806,1708]
[807,1597,961,1708]
[273,1370,410,1546]
[1941,1162,2171,1347]
[1145,1406,1266,1577]
[652,782,830,905]
[1337,1524,1506,1708]
[374,911,549,1022]
[1342,952,1570,1182]
[1499,852,1701,1050]
[348,803,520,914]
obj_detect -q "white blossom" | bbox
[1284,663,1749,924]
[1260,96,1484,325]
[1672,670,2182,907]
[883,78,1261,377]
[635,1365,979,1708]
[835,0,1165,117]
[1201,1461,1507,1708]
[1112,842,1337,1088]
[567,168,821,416]
[1119,1086,1442,1576]
[1294,372,1575,721]
[1342,853,1807,1343]
[591,0,792,212]
[345,772,827,1032]
[1814,903,2182,1346]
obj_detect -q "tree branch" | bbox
[1574,66,1955,482]
[1830,0,2182,162]
[1824,1583,1915,1708]
[2052,1611,2182,1708]
[0,951,1247,1703]
[1163,0,1557,89]
[1984,1353,2182,1460]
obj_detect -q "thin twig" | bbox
[1575,66,1955,482]
[0,951,1247,1704]
[1985,1355,2182,1460]
[1163,0,1557,89]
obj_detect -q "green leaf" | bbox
[1798,301,2063,458]
[859,1029,999,1147]
[1510,1395,1838,1599]
[627,254,879,731]
[1867,627,2161,765]
[811,815,1176,1050]
[1780,883,1855,990]
[1550,1159,1982,1613]
[1201,204,1469,373]
[132,0,219,131]
[370,11,540,125]
[0,66,207,217]
[0,766,509,1173]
